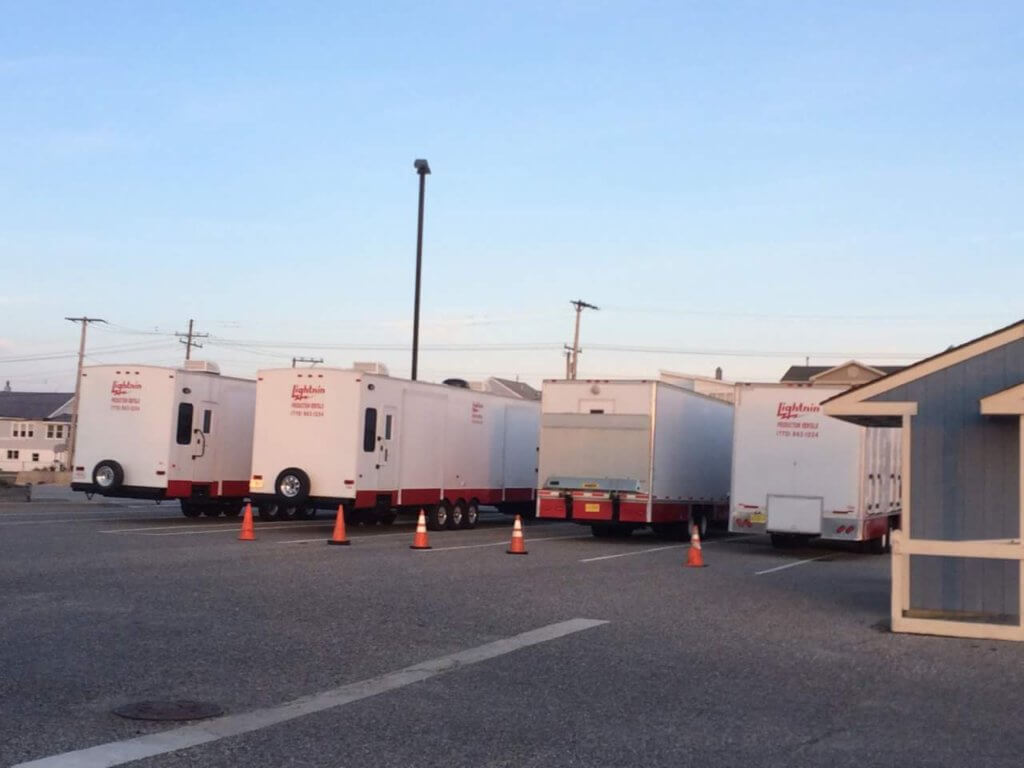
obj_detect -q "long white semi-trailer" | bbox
[248,367,540,529]
[70,362,256,517]
[536,379,733,537]
[729,382,901,551]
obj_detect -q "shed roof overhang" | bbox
[822,319,1024,427]
[980,382,1024,416]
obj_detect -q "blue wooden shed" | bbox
[824,320,1024,641]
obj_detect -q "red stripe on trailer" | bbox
[864,516,887,540]
[618,501,648,523]
[538,496,568,519]
[402,488,442,506]
[504,487,535,502]
[456,489,502,504]
[166,480,192,498]
[354,490,396,508]
[650,502,691,524]
[220,480,250,497]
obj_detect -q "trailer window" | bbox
[363,408,377,452]
[176,403,194,445]
[385,414,393,440]
[202,409,212,434]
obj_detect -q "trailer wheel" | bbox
[378,511,397,526]
[449,499,467,530]
[464,500,480,529]
[292,505,312,520]
[257,503,276,521]
[92,460,124,492]
[221,502,243,517]
[180,500,202,518]
[275,468,310,503]
[427,502,449,531]
[202,505,222,517]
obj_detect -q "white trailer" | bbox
[536,379,733,537]
[248,368,540,529]
[729,383,902,551]
[70,362,256,517]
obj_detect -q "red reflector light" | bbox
[344,480,355,485]
[252,475,263,480]
[156,471,166,476]
[75,466,84,472]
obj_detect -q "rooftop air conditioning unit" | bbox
[183,360,221,374]
[353,362,389,376]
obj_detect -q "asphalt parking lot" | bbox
[3,501,1024,768]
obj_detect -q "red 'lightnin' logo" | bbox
[111,380,142,396]
[776,402,821,420]
[291,384,326,402]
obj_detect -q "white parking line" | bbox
[580,544,687,563]
[422,534,590,552]
[0,516,183,528]
[279,530,422,544]
[12,618,609,768]
[755,554,832,576]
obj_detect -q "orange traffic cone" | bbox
[507,514,528,555]
[327,505,351,546]
[239,502,255,541]
[685,522,706,567]
[410,509,431,550]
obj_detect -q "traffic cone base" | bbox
[239,502,255,542]
[327,505,351,546]
[507,514,528,555]
[685,523,706,567]
[410,509,431,550]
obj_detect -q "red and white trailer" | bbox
[70,362,256,517]
[729,383,902,551]
[536,379,733,537]
[248,367,540,529]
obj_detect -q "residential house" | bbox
[0,389,75,472]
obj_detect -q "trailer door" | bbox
[169,376,218,487]
[377,406,398,491]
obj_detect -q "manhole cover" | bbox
[112,700,223,721]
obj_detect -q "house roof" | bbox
[781,364,906,383]
[491,378,541,401]
[0,392,74,420]
[823,318,1024,425]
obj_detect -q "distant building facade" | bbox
[659,370,735,403]
[0,390,74,472]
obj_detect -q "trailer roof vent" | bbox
[353,362,389,376]
[443,378,470,388]
[183,361,221,375]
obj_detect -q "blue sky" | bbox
[2,1,1022,390]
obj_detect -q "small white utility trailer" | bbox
[248,367,540,529]
[729,383,902,551]
[536,379,733,537]
[70,362,256,517]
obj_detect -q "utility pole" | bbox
[292,356,324,368]
[569,300,598,379]
[176,319,209,361]
[564,344,574,380]
[65,316,106,472]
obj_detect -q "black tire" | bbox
[868,526,890,555]
[591,524,612,538]
[275,468,310,504]
[449,499,467,530]
[292,505,311,520]
[464,499,480,529]
[276,505,296,520]
[92,460,124,492]
[257,503,276,521]
[202,506,221,517]
[221,502,243,518]
[690,512,709,539]
[427,502,450,531]
[378,511,397,526]
[180,500,202,518]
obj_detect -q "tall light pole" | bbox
[411,158,431,381]
[569,300,598,379]
[65,316,106,472]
